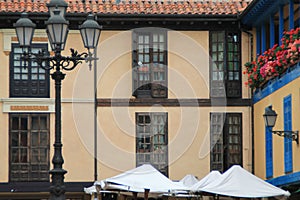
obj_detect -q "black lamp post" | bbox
[263,106,299,144]
[13,1,102,199]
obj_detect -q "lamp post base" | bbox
[49,168,67,200]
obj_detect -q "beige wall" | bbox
[0,28,252,182]
[91,106,252,181]
[254,77,300,180]
[94,30,250,99]
[241,31,252,99]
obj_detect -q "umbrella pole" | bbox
[144,189,150,200]
[132,192,138,200]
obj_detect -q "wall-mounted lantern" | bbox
[263,106,299,144]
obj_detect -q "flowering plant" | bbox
[244,27,300,89]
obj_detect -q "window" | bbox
[132,31,167,98]
[210,31,241,98]
[136,113,168,176]
[9,113,50,181]
[284,95,293,173]
[10,43,50,97]
[210,113,242,172]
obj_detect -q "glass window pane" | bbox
[145,115,151,124]
[21,118,27,130]
[32,67,38,73]
[138,36,144,43]
[218,43,224,51]
[32,74,38,80]
[144,55,150,62]
[153,54,158,62]
[153,44,158,52]
[234,43,238,51]
[159,34,164,42]
[32,117,39,130]
[228,62,233,71]
[218,32,224,41]
[212,33,217,41]
[20,132,27,146]
[138,55,144,62]
[213,72,218,80]
[144,35,149,43]
[12,117,19,130]
[31,62,38,67]
[40,149,47,162]
[31,132,39,146]
[233,34,238,42]
[212,63,217,71]
[234,62,239,70]
[234,72,239,80]
[14,54,20,59]
[11,149,19,163]
[39,74,45,80]
[153,34,158,42]
[219,62,224,70]
[228,52,233,61]
[40,132,48,146]
[14,68,20,73]
[40,117,47,130]
[31,149,39,162]
[159,54,164,62]
[160,73,165,81]
[22,74,28,79]
[218,52,224,61]
[14,61,20,66]
[14,74,20,80]
[20,148,27,163]
[159,44,164,51]
[144,45,149,53]
[212,44,217,52]
[219,72,224,80]
[12,133,19,146]
[154,72,158,81]
[31,48,39,54]
[21,68,28,73]
[212,53,217,61]
[39,68,45,73]
[138,45,144,52]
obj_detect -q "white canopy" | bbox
[190,170,221,191]
[95,164,188,193]
[199,165,290,198]
[179,174,198,187]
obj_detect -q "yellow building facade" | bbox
[242,0,300,197]
[0,0,254,199]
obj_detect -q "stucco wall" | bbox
[254,77,300,180]
[0,28,252,182]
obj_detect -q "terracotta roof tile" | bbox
[0,0,252,15]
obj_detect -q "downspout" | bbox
[94,47,98,181]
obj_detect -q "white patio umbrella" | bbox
[94,164,188,196]
[199,165,290,198]
[190,170,221,191]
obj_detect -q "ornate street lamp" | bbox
[263,106,299,144]
[14,1,101,199]
[79,14,102,69]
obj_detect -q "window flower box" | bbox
[244,27,300,90]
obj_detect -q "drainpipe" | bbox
[94,47,98,181]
